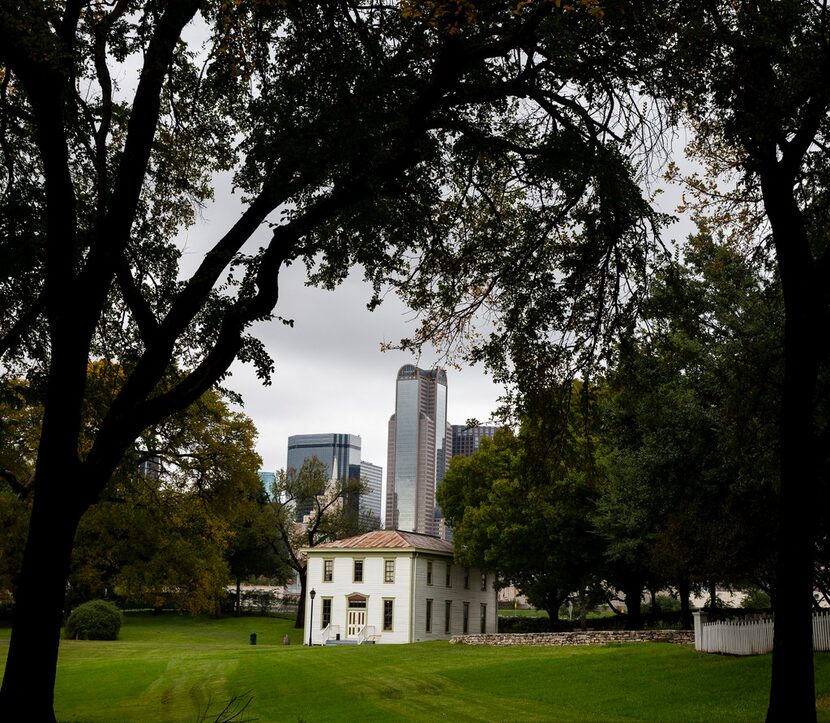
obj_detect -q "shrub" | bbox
[741,588,772,610]
[65,599,122,640]
[653,594,681,612]
[498,615,555,633]
[242,589,276,615]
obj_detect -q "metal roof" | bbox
[307,529,454,555]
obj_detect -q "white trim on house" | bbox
[302,530,497,645]
[408,551,415,643]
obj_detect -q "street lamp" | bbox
[308,588,316,647]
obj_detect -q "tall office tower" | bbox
[451,424,498,458]
[385,365,451,535]
[359,461,383,528]
[138,454,162,481]
[286,433,362,522]
[258,471,276,491]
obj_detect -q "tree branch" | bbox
[0,468,33,501]
[0,292,46,361]
[78,0,205,320]
[114,255,160,346]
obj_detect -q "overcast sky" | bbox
[179,152,693,485]
[226,270,503,477]
[179,180,504,481]
[160,20,694,489]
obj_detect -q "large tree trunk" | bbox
[623,581,643,630]
[649,586,659,623]
[708,581,717,616]
[761,171,821,722]
[765,288,820,722]
[543,604,559,624]
[0,482,84,721]
[578,587,588,631]
[678,576,692,630]
[540,587,562,628]
[294,568,307,630]
[0,244,95,721]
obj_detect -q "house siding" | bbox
[411,556,497,642]
[306,552,415,644]
[306,546,497,644]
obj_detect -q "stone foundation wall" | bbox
[449,630,695,646]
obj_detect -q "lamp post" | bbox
[308,588,316,647]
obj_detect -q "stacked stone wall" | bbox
[449,630,694,646]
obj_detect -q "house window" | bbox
[481,573,487,591]
[354,559,364,583]
[445,563,452,587]
[426,599,433,632]
[347,594,367,609]
[444,601,452,634]
[323,559,333,582]
[480,603,487,633]
[463,602,470,633]
[383,599,394,631]
[464,568,470,589]
[384,559,395,583]
[322,598,332,628]
[427,560,433,585]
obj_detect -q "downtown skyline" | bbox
[176,180,504,485]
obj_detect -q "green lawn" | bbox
[2,613,830,721]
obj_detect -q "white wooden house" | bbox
[303,530,497,644]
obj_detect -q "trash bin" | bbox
[250,632,257,645]
[336,633,340,641]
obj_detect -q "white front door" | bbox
[347,608,366,637]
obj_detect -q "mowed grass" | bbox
[2,613,830,722]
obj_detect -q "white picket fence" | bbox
[694,610,830,656]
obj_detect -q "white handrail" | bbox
[320,624,340,644]
[357,624,375,645]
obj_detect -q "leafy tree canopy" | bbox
[0,0,667,717]
[438,387,602,622]
[267,455,372,627]
[0,370,269,616]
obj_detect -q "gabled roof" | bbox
[306,529,454,555]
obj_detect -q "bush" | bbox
[741,588,772,610]
[653,594,681,612]
[65,599,122,640]
[498,615,557,633]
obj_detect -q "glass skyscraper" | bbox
[258,470,276,490]
[451,424,498,457]
[385,365,450,535]
[286,433,362,522]
[359,460,383,526]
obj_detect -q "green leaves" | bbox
[438,392,602,618]
[595,228,782,592]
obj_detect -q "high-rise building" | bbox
[385,365,451,535]
[286,433,362,522]
[258,470,276,492]
[451,424,498,458]
[138,455,162,480]
[359,460,383,527]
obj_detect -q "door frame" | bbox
[345,593,368,638]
